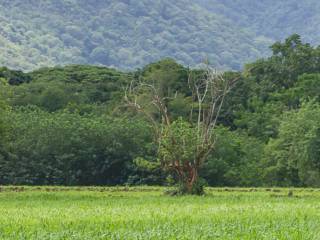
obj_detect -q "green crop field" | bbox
[0,187,320,240]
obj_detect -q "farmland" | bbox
[0,187,319,239]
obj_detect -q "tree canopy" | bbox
[2,35,320,187]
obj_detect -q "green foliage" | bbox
[263,101,320,187]
[159,119,199,167]
[197,0,320,45]
[2,1,320,71]
[280,74,320,107]
[244,34,320,99]
[234,98,284,141]
[0,67,31,85]
[0,79,10,144]
[1,107,153,185]
[233,35,320,140]
[2,34,320,187]
[158,119,205,194]
[140,59,189,95]
[128,157,165,186]
[173,177,206,196]
[9,65,129,112]
[0,0,272,71]
[201,127,264,187]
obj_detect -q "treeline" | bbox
[1,35,320,187]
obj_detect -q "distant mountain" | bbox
[197,0,320,44]
[0,0,319,71]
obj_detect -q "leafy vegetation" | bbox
[0,0,272,71]
[197,0,320,42]
[3,0,320,71]
[2,1,320,238]
[126,64,235,194]
[263,101,320,187]
[1,109,153,185]
[1,35,320,188]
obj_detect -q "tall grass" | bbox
[0,187,319,239]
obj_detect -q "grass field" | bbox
[0,187,320,240]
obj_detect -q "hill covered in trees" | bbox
[3,0,320,71]
[2,35,320,187]
[197,0,320,44]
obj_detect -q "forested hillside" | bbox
[4,0,320,71]
[0,0,269,71]
[1,35,320,187]
[197,0,320,44]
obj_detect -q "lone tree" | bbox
[125,64,238,194]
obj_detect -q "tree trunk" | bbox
[175,164,199,194]
[173,162,202,195]
[185,166,198,194]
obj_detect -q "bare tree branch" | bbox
[124,62,239,194]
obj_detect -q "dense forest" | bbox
[197,0,320,44]
[1,35,320,187]
[2,0,320,71]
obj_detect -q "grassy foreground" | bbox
[0,187,320,239]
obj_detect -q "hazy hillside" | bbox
[1,0,319,71]
[197,0,320,44]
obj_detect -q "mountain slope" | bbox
[1,0,320,71]
[0,0,270,71]
[196,0,320,44]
